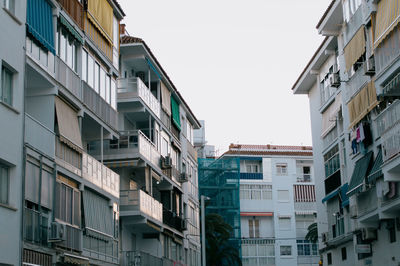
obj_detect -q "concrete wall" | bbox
[0,1,26,265]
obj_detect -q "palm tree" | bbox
[305,222,318,243]
[205,213,242,266]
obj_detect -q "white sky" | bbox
[118,0,332,154]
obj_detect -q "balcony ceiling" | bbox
[121,46,159,81]
[26,63,55,90]
[82,113,113,140]
[318,0,344,36]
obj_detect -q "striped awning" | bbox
[374,0,400,48]
[59,15,84,44]
[340,183,349,207]
[322,187,340,203]
[344,26,365,72]
[321,92,342,138]
[294,184,316,202]
[241,212,273,217]
[367,149,383,183]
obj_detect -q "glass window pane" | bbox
[106,75,110,104]
[100,67,106,99]
[2,67,13,105]
[0,166,9,204]
[94,63,100,93]
[111,79,116,109]
[82,50,87,82]
[88,55,94,87]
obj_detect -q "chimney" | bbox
[120,24,126,36]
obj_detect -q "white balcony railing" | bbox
[120,189,163,223]
[117,78,161,119]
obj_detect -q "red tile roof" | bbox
[224,143,313,157]
[120,35,201,127]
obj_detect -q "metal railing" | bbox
[296,174,312,182]
[83,228,118,264]
[56,224,82,252]
[118,78,161,119]
[83,81,118,130]
[23,208,49,246]
[375,100,400,137]
[121,251,180,266]
[120,189,163,223]
[163,209,184,231]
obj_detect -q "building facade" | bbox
[293,0,400,265]
[223,144,319,266]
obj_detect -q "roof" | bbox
[224,143,313,157]
[120,35,201,128]
[316,0,336,29]
[112,0,125,17]
[291,36,329,91]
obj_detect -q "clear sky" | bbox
[118,0,332,154]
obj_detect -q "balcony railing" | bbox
[356,188,378,217]
[56,56,81,100]
[83,81,118,130]
[375,25,400,76]
[162,165,181,183]
[121,251,180,266]
[294,201,316,212]
[296,174,312,183]
[83,228,118,264]
[240,173,263,180]
[89,130,161,169]
[56,224,82,252]
[186,139,197,161]
[346,66,370,102]
[118,78,161,119]
[163,209,184,232]
[26,36,56,76]
[120,189,163,223]
[57,0,83,29]
[25,114,56,158]
[375,100,400,162]
[55,137,120,197]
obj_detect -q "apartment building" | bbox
[293,0,400,265]
[223,144,318,266]
[86,27,202,265]
[0,0,26,265]
[20,0,124,265]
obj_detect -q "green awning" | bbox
[347,151,373,197]
[322,187,340,203]
[171,96,181,130]
[340,183,349,207]
[59,15,84,44]
[367,149,383,183]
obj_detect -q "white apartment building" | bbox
[293,0,400,265]
[224,144,319,266]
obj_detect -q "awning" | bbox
[55,97,83,151]
[82,190,113,236]
[374,0,400,48]
[146,57,162,80]
[344,26,365,72]
[59,15,83,44]
[87,0,113,43]
[171,96,181,130]
[367,149,383,183]
[294,184,316,202]
[161,81,171,116]
[340,183,349,207]
[295,211,317,215]
[63,254,89,266]
[26,0,55,54]
[348,81,378,129]
[321,92,342,138]
[241,212,273,217]
[322,187,340,203]
[347,151,373,197]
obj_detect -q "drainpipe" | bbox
[101,126,103,163]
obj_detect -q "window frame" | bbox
[1,64,14,106]
[0,163,10,205]
[280,245,292,256]
[276,163,288,175]
[4,0,15,14]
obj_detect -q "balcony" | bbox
[83,228,118,264]
[346,66,370,102]
[240,173,263,180]
[375,26,400,76]
[161,109,171,130]
[82,81,118,130]
[375,100,400,162]
[25,114,55,158]
[163,209,185,232]
[186,139,197,161]
[356,188,378,218]
[57,0,83,30]
[55,224,82,252]
[55,137,120,198]
[120,189,163,223]
[162,165,181,184]
[324,170,341,195]
[56,56,81,100]
[121,251,180,266]
[88,130,161,169]
[294,201,317,212]
[296,174,312,183]
[23,208,49,246]
[118,78,161,119]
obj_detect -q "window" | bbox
[100,67,106,99]
[112,16,119,69]
[297,240,318,256]
[4,0,15,14]
[161,137,169,157]
[341,247,347,260]
[55,180,81,226]
[106,75,111,104]
[94,63,100,93]
[324,145,340,178]
[327,252,332,265]
[279,217,291,230]
[246,164,259,173]
[1,65,13,105]
[280,245,292,256]
[0,164,9,204]
[87,54,94,87]
[278,190,289,201]
[111,79,117,109]
[303,166,311,182]
[82,50,87,82]
[240,184,272,200]
[343,0,362,23]
[57,28,77,71]
[248,219,260,238]
[276,164,287,175]
[186,121,193,145]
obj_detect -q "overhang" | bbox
[317,0,344,36]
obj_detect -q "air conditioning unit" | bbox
[161,156,172,169]
[321,232,328,243]
[362,228,377,241]
[364,56,375,76]
[48,222,66,242]
[350,205,358,218]
[179,172,190,183]
[329,73,341,87]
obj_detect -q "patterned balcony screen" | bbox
[87,0,113,43]
[26,0,55,54]
[347,81,378,128]
[374,0,400,48]
[171,95,181,130]
[344,26,365,72]
[321,92,342,138]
